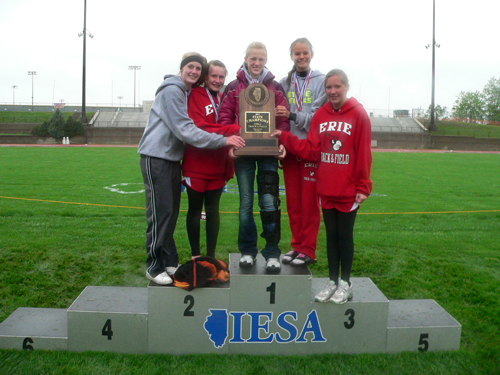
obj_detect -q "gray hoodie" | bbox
[279,70,327,140]
[138,75,226,161]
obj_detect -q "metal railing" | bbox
[92,121,146,128]
[371,126,425,133]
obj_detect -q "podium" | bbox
[0,308,67,351]
[67,286,148,353]
[0,254,461,354]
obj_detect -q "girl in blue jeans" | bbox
[219,42,289,273]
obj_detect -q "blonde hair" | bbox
[245,42,267,58]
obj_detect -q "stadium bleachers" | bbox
[92,109,149,128]
[91,108,426,133]
[370,116,425,133]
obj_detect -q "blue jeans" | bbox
[234,157,281,259]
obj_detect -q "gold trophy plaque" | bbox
[235,83,280,156]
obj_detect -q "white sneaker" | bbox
[315,280,337,302]
[166,266,178,276]
[146,271,173,285]
[239,255,256,268]
[331,279,353,304]
[266,258,281,273]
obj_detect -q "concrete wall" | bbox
[373,132,431,149]
[372,132,500,151]
[86,127,143,145]
[0,135,87,144]
[0,123,143,145]
[1,126,500,151]
[430,135,500,151]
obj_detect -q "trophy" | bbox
[235,83,280,156]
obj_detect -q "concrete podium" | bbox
[67,286,148,353]
[0,308,67,351]
[0,254,461,354]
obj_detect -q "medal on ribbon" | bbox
[294,70,312,112]
[205,88,221,122]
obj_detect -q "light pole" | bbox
[81,0,88,124]
[28,71,36,108]
[118,96,123,107]
[128,66,141,108]
[426,0,440,132]
[82,0,87,124]
[79,0,94,124]
[12,85,18,105]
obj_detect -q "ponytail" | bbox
[286,66,297,87]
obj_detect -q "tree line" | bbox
[30,109,85,139]
[452,77,500,124]
[428,77,500,124]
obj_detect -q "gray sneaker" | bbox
[330,279,353,304]
[315,280,337,302]
[239,255,256,268]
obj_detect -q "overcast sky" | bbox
[0,0,498,116]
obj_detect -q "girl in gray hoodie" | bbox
[277,38,327,267]
[138,52,244,285]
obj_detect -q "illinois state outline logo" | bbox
[203,309,326,348]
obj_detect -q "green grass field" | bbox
[0,147,499,374]
[0,112,95,124]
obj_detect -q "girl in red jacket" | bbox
[182,60,241,259]
[273,69,372,304]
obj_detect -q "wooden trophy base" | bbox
[234,138,280,156]
[235,83,280,156]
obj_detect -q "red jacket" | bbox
[279,97,372,204]
[219,68,290,132]
[182,87,240,181]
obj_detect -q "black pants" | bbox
[140,155,181,277]
[322,207,358,283]
[186,186,223,258]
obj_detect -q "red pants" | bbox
[282,154,321,259]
